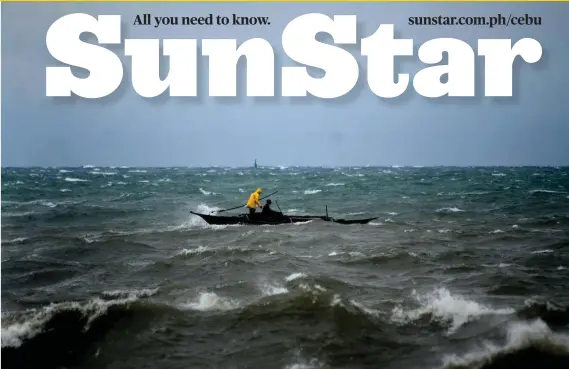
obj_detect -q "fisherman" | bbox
[261,199,282,217]
[246,188,263,216]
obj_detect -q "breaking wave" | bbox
[2,277,569,369]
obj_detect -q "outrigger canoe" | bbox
[189,211,378,226]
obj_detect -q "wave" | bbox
[1,288,159,369]
[1,237,28,245]
[180,291,242,311]
[199,187,220,196]
[436,207,465,213]
[2,275,569,369]
[174,245,262,259]
[441,319,569,369]
[391,288,515,334]
[2,203,151,223]
[334,251,421,266]
[529,189,567,195]
[88,171,117,176]
[387,290,569,369]
[63,177,89,183]
[304,189,322,195]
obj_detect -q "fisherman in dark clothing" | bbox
[261,199,282,217]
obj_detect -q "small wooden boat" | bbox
[189,211,378,226]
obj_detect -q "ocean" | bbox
[1,166,569,369]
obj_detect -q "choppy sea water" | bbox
[1,166,569,369]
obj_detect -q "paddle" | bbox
[216,189,279,213]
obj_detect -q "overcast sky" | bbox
[2,2,568,167]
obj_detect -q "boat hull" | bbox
[190,211,377,226]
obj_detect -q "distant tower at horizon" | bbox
[254,159,257,169]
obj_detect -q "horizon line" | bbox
[2,164,569,169]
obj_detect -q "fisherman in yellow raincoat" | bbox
[246,188,263,216]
